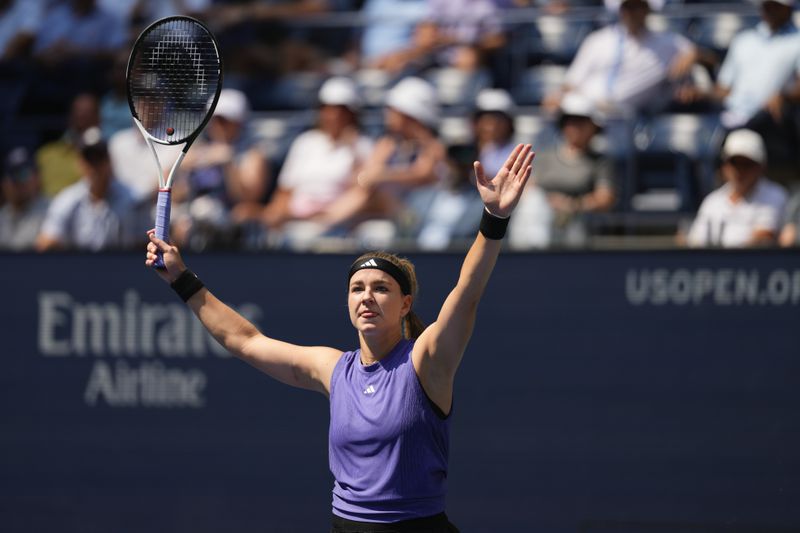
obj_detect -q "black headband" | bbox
[348,257,412,295]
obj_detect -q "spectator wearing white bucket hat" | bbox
[318,77,448,241]
[515,93,613,248]
[413,88,517,250]
[686,129,787,248]
[171,88,271,250]
[233,77,375,248]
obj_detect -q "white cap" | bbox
[722,129,766,165]
[475,88,515,115]
[212,89,250,123]
[605,0,665,11]
[559,92,605,127]
[385,77,440,128]
[318,77,361,110]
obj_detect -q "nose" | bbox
[361,287,375,303]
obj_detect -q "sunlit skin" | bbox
[383,107,408,137]
[319,104,357,141]
[348,269,412,364]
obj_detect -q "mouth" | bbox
[359,310,378,318]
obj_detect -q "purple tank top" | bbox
[328,339,450,522]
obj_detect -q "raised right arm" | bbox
[146,231,341,396]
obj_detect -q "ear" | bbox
[400,294,413,318]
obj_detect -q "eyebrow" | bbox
[349,277,394,287]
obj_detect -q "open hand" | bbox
[145,230,187,283]
[474,144,534,218]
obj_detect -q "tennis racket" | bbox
[126,15,223,268]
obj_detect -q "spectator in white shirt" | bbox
[234,77,374,248]
[543,0,701,117]
[686,129,787,248]
[779,188,800,247]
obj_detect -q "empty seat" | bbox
[249,111,313,167]
[512,65,568,106]
[439,115,474,146]
[633,113,722,159]
[425,68,490,108]
[355,68,392,108]
[690,13,759,53]
[514,112,558,149]
[633,112,723,195]
[528,15,595,65]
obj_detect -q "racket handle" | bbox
[153,188,172,270]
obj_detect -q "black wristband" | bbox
[479,208,510,240]
[170,269,205,302]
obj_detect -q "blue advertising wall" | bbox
[1,250,799,532]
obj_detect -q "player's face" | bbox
[348,269,411,336]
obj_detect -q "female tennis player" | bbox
[145,143,534,532]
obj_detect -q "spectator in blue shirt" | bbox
[36,127,145,251]
[33,0,126,64]
[690,0,800,183]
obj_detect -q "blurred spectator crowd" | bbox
[1,0,800,253]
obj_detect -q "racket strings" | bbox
[129,18,221,143]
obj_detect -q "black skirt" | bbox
[330,512,459,533]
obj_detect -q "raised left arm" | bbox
[413,144,534,414]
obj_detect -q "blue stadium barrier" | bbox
[1,250,799,531]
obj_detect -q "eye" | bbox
[375,285,389,293]
[350,285,363,293]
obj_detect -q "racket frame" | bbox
[126,15,223,268]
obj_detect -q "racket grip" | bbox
[153,188,172,269]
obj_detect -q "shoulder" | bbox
[42,182,86,228]
[36,139,72,159]
[697,185,728,211]
[31,196,51,215]
[582,26,614,47]
[730,27,762,49]
[331,348,357,375]
[755,179,788,206]
[109,180,139,207]
[50,180,88,207]
[786,190,800,213]
[108,128,138,149]
[294,128,327,147]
